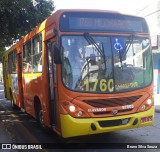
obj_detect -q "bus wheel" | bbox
[37,105,50,133]
[37,105,48,130]
[37,105,44,128]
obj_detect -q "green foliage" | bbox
[0,47,6,62]
[0,0,54,48]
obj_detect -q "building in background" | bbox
[135,0,160,47]
[135,0,160,94]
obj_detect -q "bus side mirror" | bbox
[52,44,62,64]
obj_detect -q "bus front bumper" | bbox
[60,106,154,138]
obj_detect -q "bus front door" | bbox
[46,41,59,130]
[17,53,24,109]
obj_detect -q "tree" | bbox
[0,0,54,48]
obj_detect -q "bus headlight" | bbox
[141,104,146,111]
[138,98,153,112]
[69,105,75,112]
[62,101,90,117]
[77,111,83,117]
[146,98,152,105]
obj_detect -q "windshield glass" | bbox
[61,35,152,93]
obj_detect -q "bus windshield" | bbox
[61,35,152,93]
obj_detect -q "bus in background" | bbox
[3,9,154,138]
[3,49,12,99]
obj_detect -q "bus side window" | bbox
[32,34,42,72]
[23,41,32,73]
[8,50,17,74]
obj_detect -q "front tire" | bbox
[37,104,49,132]
[37,105,45,128]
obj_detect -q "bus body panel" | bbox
[23,73,42,116]
[60,106,154,138]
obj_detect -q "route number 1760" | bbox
[84,78,114,92]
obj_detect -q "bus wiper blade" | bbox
[123,34,134,57]
[83,32,103,56]
[118,34,134,70]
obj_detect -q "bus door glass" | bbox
[17,53,24,108]
[47,42,54,100]
[46,41,58,126]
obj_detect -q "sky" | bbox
[53,0,151,16]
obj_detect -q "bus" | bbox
[3,9,154,138]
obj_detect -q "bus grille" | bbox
[83,95,142,108]
[98,118,131,127]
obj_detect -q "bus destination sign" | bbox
[60,12,149,33]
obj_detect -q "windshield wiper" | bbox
[123,34,134,57]
[118,34,134,65]
[83,32,104,56]
[83,32,108,78]
[117,34,134,70]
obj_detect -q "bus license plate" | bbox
[141,116,152,123]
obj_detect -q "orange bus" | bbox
[3,9,154,138]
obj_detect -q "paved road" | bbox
[0,82,160,152]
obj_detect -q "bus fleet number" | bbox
[84,79,114,92]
